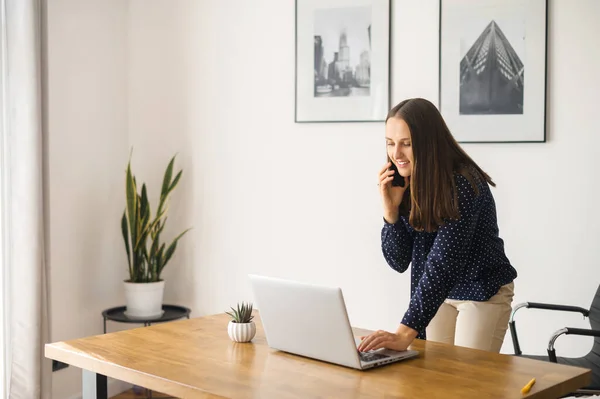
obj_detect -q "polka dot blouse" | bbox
[381,170,517,339]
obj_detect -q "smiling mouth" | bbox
[396,160,409,167]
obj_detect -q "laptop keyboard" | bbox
[359,351,390,362]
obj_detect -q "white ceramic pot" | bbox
[124,280,165,319]
[227,321,256,343]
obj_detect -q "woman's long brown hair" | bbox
[387,98,495,233]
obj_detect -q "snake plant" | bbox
[121,151,190,283]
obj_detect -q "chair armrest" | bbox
[523,303,590,317]
[509,302,590,355]
[510,302,589,322]
[547,327,600,362]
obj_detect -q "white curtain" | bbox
[4,0,52,397]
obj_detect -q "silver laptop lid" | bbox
[249,274,361,369]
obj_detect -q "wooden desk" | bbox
[45,312,590,399]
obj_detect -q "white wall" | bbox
[46,1,131,398]
[127,1,199,309]
[47,0,600,397]
[127,0,599,356]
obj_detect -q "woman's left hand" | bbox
[357,325,418,352]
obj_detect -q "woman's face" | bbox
[385,117,414,177]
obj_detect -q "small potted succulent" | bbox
[226,302,256,343]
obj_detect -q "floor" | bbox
[110,388,600,399]
[110,392,599,399]
[111,388,174,398]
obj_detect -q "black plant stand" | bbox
[102,304,191,334]
[100,304,191,398]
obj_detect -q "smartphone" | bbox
[389,161,405,187]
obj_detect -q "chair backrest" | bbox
[587,284,600,391]
[589,284,600,357]
[590,284,600,332]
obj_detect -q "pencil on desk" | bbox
[521,378,536,395]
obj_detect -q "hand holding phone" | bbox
[378,161,410,224]
[389,162,405,187]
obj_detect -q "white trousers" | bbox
[425,282,515,353]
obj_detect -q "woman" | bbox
[358,98,517,354]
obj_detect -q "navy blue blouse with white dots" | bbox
[381,170,517,339]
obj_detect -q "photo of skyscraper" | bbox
[313,6,371,98]
[439,0,546,142]
[459,20,525,115]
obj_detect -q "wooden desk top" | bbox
[45,312,590,398]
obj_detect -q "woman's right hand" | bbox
[379,162,410,224]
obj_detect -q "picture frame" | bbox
[295,0,391,123]
[439,0,548,143]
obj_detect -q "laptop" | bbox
[248,274,419,370]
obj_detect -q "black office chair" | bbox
[509,284,600,397]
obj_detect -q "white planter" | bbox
[124,280,165,319]
[227,321,256,343]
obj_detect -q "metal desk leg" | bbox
[82,370,107,399]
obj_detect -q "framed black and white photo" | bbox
[295,0,390,123]
[439,0,548,142]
